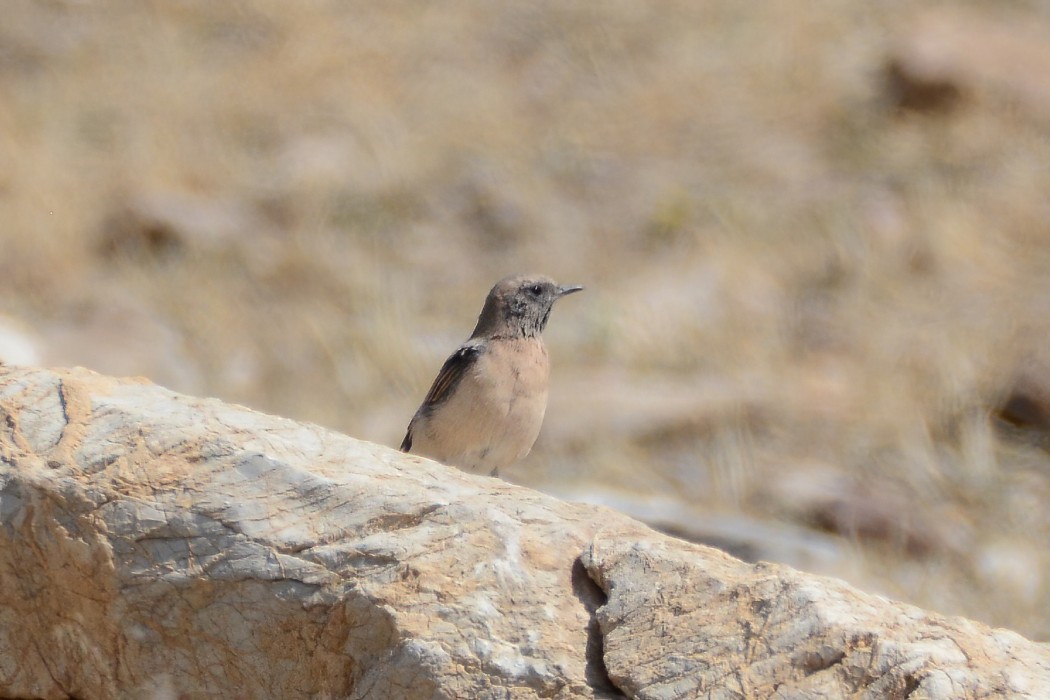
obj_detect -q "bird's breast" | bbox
[419,337,550,474]
[474,337,550,406]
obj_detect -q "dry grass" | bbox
[3,0,1050,638]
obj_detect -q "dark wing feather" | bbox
[420,342,483,409]
[401,341,484,452]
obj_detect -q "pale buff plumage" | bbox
[401,274,582,476]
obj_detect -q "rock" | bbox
[1,365,1048,699]
[767,462,975,557]
[96,189,274,262]
[583,533,1050,699]
[0,316,41,366]
[976,538,1044,606]
[34,286,204,395]
[998,352,1050,437]
[886,9,1050,119]
[883,57,964,115]
[0,365,615,699]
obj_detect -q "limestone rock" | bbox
[0,365,1048,699]
[583,533,1050,699]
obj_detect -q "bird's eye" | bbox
[529,284,543,296]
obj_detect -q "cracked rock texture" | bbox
[0,366,1048,699]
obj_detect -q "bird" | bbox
[401,274,583,476]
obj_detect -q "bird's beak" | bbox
[557,284,584,298]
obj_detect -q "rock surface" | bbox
[0,365,1048,699]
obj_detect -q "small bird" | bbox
[401,274,583,476]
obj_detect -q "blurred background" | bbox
[3,0,1050,638]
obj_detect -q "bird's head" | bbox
[472,274,583,339]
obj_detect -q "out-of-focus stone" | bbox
[998,353,1050,435]
[96,189,272,261]
[765,462,975,556]
[35,287,203,394]
[0,316,41,366]
[886,9,1050,118]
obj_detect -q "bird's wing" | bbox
[401,341,485,452]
